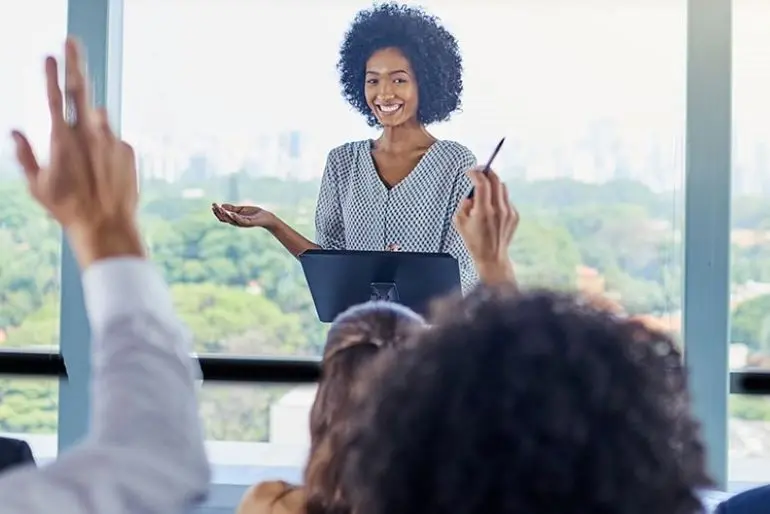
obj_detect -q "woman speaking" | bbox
[212,3,478,290]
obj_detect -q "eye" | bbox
[366,78,378,85]
[394,78,407,84]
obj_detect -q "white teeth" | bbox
[378,104,401,113]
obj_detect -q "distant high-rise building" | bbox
[278,130,305,181]
[182,153,212,183]
[228,173,241,203]
[286,130,302,159]
[756,143,770,197]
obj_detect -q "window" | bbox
[0,0,66,449]
[0,378,59,462]
[729,0,770,483]
[426,2,685,327]
[122,0,322,477]
[0,1,66,351]
[123,0,686,487]
[122,1,354,361]
[200,383,310,486]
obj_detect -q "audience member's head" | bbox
[341,287,711,514]
[304,301,425,514]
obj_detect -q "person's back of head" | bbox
[340,286,712,514]
[310,301,426,449]
[238,301,425,514]
[305,301,425,514]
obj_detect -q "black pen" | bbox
[467,137,505,199]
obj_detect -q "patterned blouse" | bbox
[314,139,479,292]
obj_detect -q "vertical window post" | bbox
[683,0,732,488]
[59,0,124,451]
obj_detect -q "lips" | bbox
[376,103,403,116]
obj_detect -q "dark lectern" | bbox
[299,249,461,322]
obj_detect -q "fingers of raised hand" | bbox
[64,37,91,129]
[487,171,506,211]
[10,131,41,184]
[92,108,115,140]
[468,168,493,211]
[454,197,472,226]
[465,170,518,229]
[500,183,519,225]
[44,57,65,128]
[119,141,138,193]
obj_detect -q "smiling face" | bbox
[364,47,419,127]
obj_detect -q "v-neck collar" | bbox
[365,139,442,192]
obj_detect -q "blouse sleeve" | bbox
[314,149,346,250]
[441,149,479,294]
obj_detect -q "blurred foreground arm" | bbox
[453,168,519,287]
[0,37,209,514]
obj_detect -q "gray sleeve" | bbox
[315,149,346,250]
[0,258,210,514]
[441,148,479,294]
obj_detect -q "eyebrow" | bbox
[365,69,409,76]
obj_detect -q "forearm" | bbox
[65,220,145,268]
[267,217,320,258]
[476,259,518,288]
[85,259,209,510]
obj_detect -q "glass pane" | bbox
[0,377,59,464]
[729,394,770,486]
[122,1,348,359]
[200,383,310,485]
[0,1,66,350]
[730,0,770,484]
[428,1,685,330]
[123,0,685,361]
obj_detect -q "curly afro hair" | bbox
[340,287,712,514]
[337,2,464,127]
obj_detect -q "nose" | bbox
[377,80,394,99]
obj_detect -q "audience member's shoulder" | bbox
[717,484,770,513]
[237,480,305,514]
[437,140,477,173]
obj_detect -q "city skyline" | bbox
[2,1,770,195]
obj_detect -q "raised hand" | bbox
[211,203,276,229]
[453,167,519,285]
[11,37,142,268]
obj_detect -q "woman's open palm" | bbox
[211,203,275,228]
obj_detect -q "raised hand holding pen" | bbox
[454,166,518,286]
[467,137,505,199]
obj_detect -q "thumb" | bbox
[454,198,472,230]
[456,197,473,218]
[453,202,470,231]
[11,131,41,183]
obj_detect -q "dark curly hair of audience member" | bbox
[340,287,712,514]
[337,2,464,127]
[302,301,425,514]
